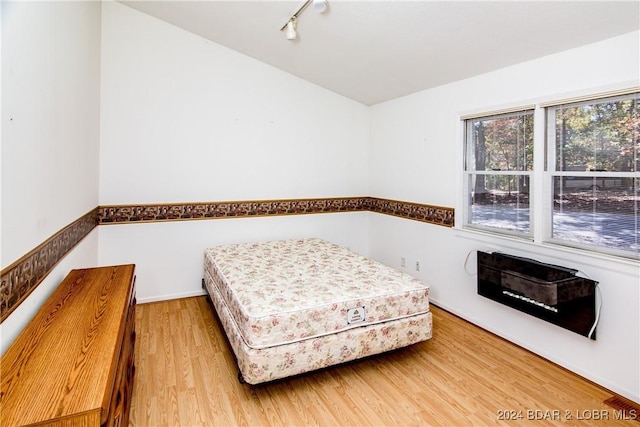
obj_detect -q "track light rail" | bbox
[279,0,313,31]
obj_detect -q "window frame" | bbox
[544,92,639,260]
[460,89,639,261]
[462,109,535,239]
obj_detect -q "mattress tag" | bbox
[347,306,366,324]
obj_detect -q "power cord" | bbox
[463,249,477,276]
[464,248,497,276]
[588,283,601,339]
[577,269,601,340]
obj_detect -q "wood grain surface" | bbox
[1,265,135,427]
[129,296,636,426]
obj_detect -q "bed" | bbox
[203,238,432,385]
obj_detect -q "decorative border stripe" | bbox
[2,197,453,323]
[369,197,455,227]
[96,197,369,223]
[96,197,454,227]
[0,209,98,322]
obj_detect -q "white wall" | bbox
[1,1,101,264]
[369,32,640,403]
[98,2,371,300]
[99,213,369,303]
[0,1,101,353]
[99,1,369,205]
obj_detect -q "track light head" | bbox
[286,18,297,41]
[280,0,327,41]
[312,0,327,13]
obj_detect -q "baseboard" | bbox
[136,289,207,304]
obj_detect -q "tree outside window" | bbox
[465,110,534,235]
[548,94,639,258]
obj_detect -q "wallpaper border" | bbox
[368,197,454,227]
[96,197,455,227]
[97,197,369,223]
[0,209,98,322]
[2,197,453,322]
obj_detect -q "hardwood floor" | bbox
[129,297,636,426]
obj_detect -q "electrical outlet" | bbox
[401,257,406,268]
[415,261,420,271]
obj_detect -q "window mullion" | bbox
[533,106,547,244]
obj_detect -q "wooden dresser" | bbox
[1,264,136,427]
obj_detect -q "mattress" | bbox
[204,238,430,350]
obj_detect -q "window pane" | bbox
[553,176,639,256]
[467,112,534,172]
[549,93,639,258]
[555,96,639,172]
[469,174,530,233]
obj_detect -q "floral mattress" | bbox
[204,238,432,384]
[204,238,430,350]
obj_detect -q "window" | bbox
[464,110,534,236]
[462,91,639,260]
[547,93,639,258]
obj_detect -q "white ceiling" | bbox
[120,0,640,106]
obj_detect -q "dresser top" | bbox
[1,264,135,426]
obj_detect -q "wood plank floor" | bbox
[129,297,637,426]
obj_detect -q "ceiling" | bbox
[120,0,640,106]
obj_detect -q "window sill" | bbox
[455,226,640,276]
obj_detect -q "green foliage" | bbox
[555,97,639,172]
[471,112,533,172]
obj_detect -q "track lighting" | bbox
[280,0,328,41]
[285,18,297,40]
[312,0,327,13]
